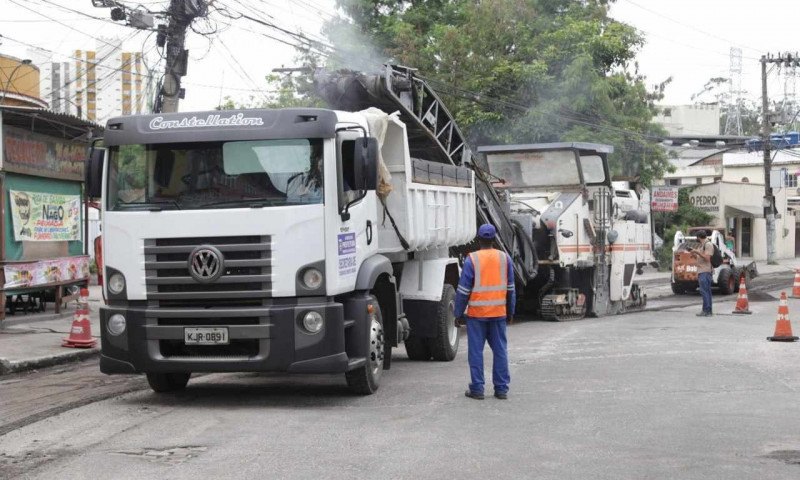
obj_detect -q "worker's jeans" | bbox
[698,272,713,314]
[466,318,510,395]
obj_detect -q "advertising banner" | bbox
[2,126,85,181]
[9,190,82,242]
[651,186,679,212]
[3,256,90,289]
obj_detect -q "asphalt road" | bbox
[2,274,800,479]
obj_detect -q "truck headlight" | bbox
[302,311,324,334]
[302,268,323,290]
[107,314,126,336]
[108,272,126,295]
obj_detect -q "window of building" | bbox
[696,178,703,185]
[741,177,749,183]
[667,179,680,186]
[787,174,798,188]
[663,108,672,117]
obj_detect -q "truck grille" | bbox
[159,339,260,359]
[145,235,271,307]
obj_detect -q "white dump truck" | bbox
[89,106,475,395]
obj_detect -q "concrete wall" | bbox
[686,181,795,260]
[655,105,721,136]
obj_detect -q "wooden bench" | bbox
[1,278,88,320]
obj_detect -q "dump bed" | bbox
[369,112,476,253]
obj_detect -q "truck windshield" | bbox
[487,150,581,188]
[107,139,323,210]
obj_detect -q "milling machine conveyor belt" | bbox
[314,64,534,285]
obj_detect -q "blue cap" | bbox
[478,223,496,239]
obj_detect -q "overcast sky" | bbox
[0,0,797,116]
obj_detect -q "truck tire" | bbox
[718,268,735,295]
[671,281,686,295]
[345,295,384,395]
[404,335,432,361]
[429,285,459,361]
[146,372,190,393]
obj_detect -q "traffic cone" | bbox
[732,275,752,315]
[767,292,799,342]
[62,308,97,348]
[79,287,89,307]
[792,270,800,299]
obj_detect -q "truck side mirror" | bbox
[85,146,106,199]
[352,137,379,191]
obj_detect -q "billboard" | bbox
[651,186,678,212]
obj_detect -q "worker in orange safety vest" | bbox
[454,223,515,400]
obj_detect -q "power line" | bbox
[618,0,765,56]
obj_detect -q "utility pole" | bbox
[761,55,776,265]
[95,0,208,113]
[761,53,800,264]
[158,0,205,113]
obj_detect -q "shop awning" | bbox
[726,205,764,218]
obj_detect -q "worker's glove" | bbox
[455,317,466,327]
[507,315,514,325]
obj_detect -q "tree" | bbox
[324,0,670,185]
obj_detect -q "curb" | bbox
[0,310,75,328]
[0,347,99,375]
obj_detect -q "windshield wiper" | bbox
[147,199,182,211]
[199,199,280,208]
[115,199,181,211]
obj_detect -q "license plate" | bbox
[184,327,229,345]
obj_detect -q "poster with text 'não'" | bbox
[9,190,81,242]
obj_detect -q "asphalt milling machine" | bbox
[315,65,657,321]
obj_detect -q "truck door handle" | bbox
[366,220,373,245]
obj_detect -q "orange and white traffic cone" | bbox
[732,275,751,315]
[62,308,97,348]
[79,287,89,307]
[767,292,799,342]
[792,270,800,299]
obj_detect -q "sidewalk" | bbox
[2,258,798,376]
[0,285,102,375]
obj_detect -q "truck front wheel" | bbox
[429,285,459,361]
[345,295,384,395]
[146,372,190,393]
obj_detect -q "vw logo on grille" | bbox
[188,245,224,283]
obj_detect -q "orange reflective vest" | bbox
[466,249,508,318]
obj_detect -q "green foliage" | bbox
[327,0,670,185]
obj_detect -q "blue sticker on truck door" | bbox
[337,233,357,276]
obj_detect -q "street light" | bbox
[0,59,33,106]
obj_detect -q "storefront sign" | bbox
[3,256,90,289]
[9,190,81,241]
[651,186,678,212]
[689,193,720,212]
[2,126,85,181]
